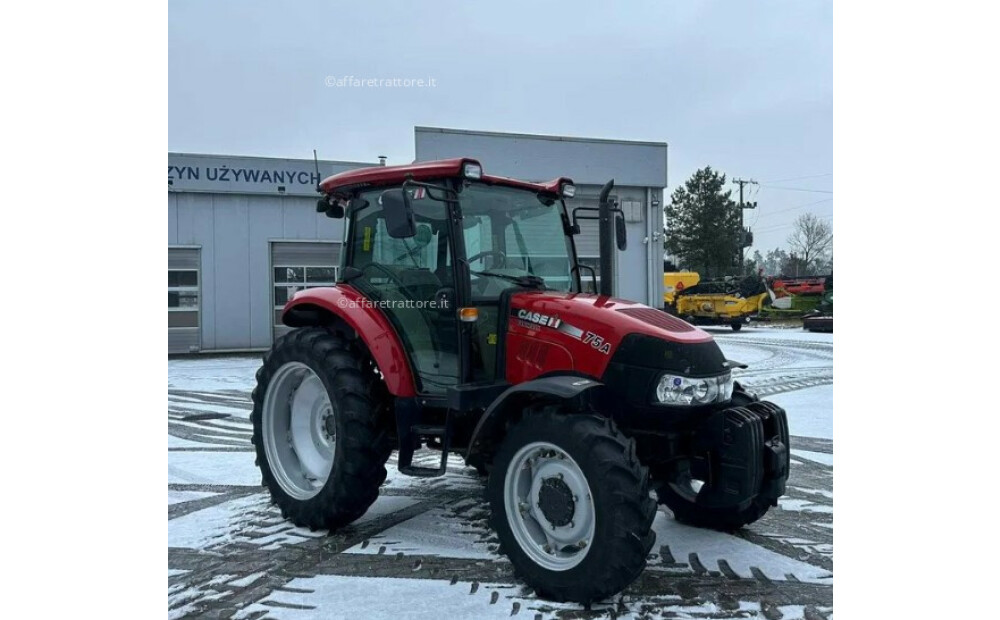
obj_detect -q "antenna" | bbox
[313,149,321,193]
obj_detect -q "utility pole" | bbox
[733,178,758,274]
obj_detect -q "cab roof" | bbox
[318,157,572,196]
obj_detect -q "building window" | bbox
[168,269,200,327]
[273,266,339,324]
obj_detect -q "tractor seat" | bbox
[394,267,442,302]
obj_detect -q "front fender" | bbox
[465,375,604,460]
[282,285,417,397]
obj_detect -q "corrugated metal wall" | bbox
[168,192,346,352]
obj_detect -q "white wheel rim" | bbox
[503,441,596,571]
[262,362,336,500]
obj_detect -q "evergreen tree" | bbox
[664,167,741,277]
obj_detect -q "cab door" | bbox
[344,187,460,395]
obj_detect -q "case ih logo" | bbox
[511,308,611,355]
[516,309,562,328]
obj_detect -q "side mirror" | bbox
[316,197,345,219]
[380,188,416,238]
[615,212,627,251]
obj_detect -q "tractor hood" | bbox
[505,291,730,386]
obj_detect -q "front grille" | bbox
[616,307,695,332]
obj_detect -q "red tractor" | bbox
[251,159,790,604]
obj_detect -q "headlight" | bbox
[655,372,734,406]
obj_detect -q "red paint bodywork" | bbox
[319,157,570,196]
[283,286,712,397]
[282,285,417,397]
[505,291,713,384]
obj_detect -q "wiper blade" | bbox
[472,270,547,289]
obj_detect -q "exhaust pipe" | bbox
[598,179,615,297]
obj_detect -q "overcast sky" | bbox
[169,0,831,254]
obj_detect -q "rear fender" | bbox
[282,285,417,397]
[465,375,604,461]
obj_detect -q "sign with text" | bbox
[168,153,373,197]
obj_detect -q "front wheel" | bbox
[656,466,772,531]
[487,412,657,604]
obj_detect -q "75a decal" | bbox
[582,331,612,355]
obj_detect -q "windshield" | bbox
[459,183,577,294]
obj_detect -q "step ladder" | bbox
[395,400,452,477]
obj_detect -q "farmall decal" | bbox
[512,309,611,355]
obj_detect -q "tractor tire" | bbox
[655,386,776,532]
[655,471,771,532]
[731,321,743,331]
[487,412,657,604]
[251,327,391,531]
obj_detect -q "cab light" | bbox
[463,163,482,179]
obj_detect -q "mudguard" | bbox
[281,285,417,397]
[465,375,604,460]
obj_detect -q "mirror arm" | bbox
[401,177,458,203]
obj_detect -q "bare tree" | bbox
[786,213,832,273]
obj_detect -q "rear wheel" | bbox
[251,327,391,531]
[487,412,656,604]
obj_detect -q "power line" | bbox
[755,197,833,219]
[760,185,833,194]
[761,173,832,184]
[753,213,833,234]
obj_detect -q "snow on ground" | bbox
[769,386,833,441]
[169,451,261,486]
[168,356,261,392]
[168,326,834,619]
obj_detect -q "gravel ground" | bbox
[168,326,833,619]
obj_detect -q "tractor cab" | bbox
[334,162,581,394]
[323,161,615,374]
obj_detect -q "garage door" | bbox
[271,241,342,342]
[168,247,201,354]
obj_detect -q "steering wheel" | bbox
[360,263,411,295]
[467,250,507,269]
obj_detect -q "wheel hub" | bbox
[503,442,596,571]
[537,477,575,526]
[261,362,337,500]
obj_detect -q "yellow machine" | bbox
[662,272,701,307]
[665,273,769,331]
[675,290,768,331]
